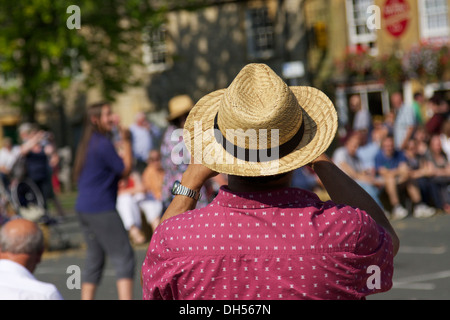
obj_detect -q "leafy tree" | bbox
[0,0,168,121]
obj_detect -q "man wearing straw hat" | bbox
[142,64,399,300]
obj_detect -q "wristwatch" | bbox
[171,180,201,200]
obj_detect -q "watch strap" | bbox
[173,181,201,200]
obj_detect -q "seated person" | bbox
[403,138,443,210]
[425,135,450,214]
[356,123,388,172]
[333,132,383,209]
[375,135,435,220]
[140,150,165,232]
[116,173,146,245]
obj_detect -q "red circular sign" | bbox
[383,0,410,38]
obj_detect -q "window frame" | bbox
[419,0,450,40]
[142,25,169,73]
[345,0,377,55]
[245,6,275,60]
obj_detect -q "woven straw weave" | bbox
[183,63,337,176]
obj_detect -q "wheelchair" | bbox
[1,174,45,223]
[0,171,70,250]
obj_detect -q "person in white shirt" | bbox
[391,92,417,150]
[129,112,160,174]
[0,218,63,300]
[440,118,450,160]
[0,137,21,186]
[349,94,372,132]
[332,132,384,209]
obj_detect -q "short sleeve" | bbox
[332,148,346,167]
[99,138,124,176]
[397,151,407,164]
[351,208,394,297]
[141,227,176,300]
[374,151,383,172]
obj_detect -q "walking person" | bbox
[73,102,135,300]
[142,64,399,300]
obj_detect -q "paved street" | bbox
[34,211,450,300]
[370,213,450,300]
[35,213,148,300]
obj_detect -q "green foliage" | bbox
[335,43,450,93]
[372,52,405,93]
[0,0,168,120]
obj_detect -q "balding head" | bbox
[0,219,44,272]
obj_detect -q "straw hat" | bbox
[183,63,338,176]
[167,95,194,121]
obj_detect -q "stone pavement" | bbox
[36,212,149,300]
[35,210,450,300]
[370,213,450,300]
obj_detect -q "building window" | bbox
[419,0,450,40]
[142,25,169,72]
[0,57,19,89]
[345,0,377,54]
[245,7,275,59]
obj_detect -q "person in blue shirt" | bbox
[375,135,435,220]
[73,102,135,300]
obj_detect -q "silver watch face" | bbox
[171,180,181,195]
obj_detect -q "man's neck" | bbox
[227,174,292,193]
[0,253,38,273]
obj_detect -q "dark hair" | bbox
[72,102,110,182]
[169,113,189,128]
[230,172,289,185]
[413,92,423,100]
[429,93,443,106]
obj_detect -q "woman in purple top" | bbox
[73,102,135,300]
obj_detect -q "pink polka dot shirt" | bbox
[141,186,394,300]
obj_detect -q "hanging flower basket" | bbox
[334,42,450,87]
[372,51,405,92]
[334,46,376,82]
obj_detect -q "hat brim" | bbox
[183,86,338,176]
[167,107,192,121]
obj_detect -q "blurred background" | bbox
[1,0,450,300]
[1,0,449,153]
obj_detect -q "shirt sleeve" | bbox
[351,208,394,297]
[141,226,175,300]
[398,151,407,164]
[332,148,346,167]
[374,151,383,173]
[405,105,416,126]
[99,137,124,176]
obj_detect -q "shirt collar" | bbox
[212,186,320,209]
[0,259,35,280]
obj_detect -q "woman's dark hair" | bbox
[72,102,109,182]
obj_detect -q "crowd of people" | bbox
[330,92,450,219]
[141,63,399,300]
[0,75,448,300]
[111,95,227,246]
[0,123,66,223]
[68,95,229,299]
